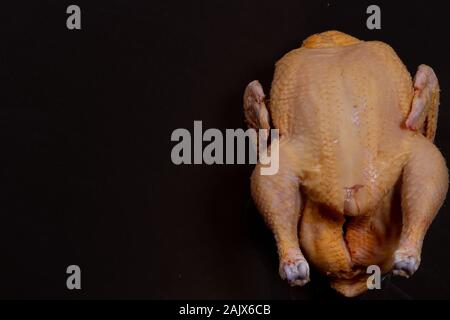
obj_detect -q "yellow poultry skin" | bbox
[244,31,448,297]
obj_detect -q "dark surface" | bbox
[1,0,449,299]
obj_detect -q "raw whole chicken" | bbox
[244,31,448,297]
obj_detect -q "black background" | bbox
[1,0,450,299]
